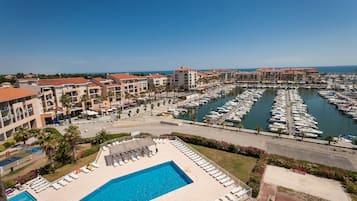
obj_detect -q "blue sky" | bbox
[0,0,357,73]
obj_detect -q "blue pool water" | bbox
[8,191,36,201]
[0,156,21,166]
[81,161,193,201]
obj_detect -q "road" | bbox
[55,114,357,171]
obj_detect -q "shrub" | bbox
[16,170,37,184]
[345,179,357,194]
[39,164,55,175]
[0,145,5,152]
[4,180,16,189]
[3,139,16,148]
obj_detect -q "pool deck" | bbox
[28,139,234,201]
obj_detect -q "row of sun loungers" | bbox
[170,140,250,201]
[215,187,249,201]
[26,176,50,193]
[171,140,235,188]
[111,147,153,167]
[51,162,99,190]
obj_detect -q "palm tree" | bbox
[277,128,283,138]
[256,126,263,135]
[237,123,243,131]
[107,91,115,108]
[64,125,81,163]
[38,130,59,171]
[13,127,30,144]
[60,94,72,124]
[81,94,90,111]
[300,131,305,141]
[325,135,334,145]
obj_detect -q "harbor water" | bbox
[178,88,357,139]
[299,89,357,138]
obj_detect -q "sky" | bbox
[0,0,357,74]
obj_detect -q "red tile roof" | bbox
[92,77,105,82]
[0,88,37,102]
[108,73,143,80]
[176,66,194,71]
[38,77,89,86]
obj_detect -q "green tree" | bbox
[256,126,263,135]
[64,125,81,163]
[14,127,30,144]
[54,141,71,165]
[325,135,334,145]
[60,94,73,124]
[38,130,59,171]
[94,129,108,145]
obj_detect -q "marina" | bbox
[178,87,357,140]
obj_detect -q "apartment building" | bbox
[107,74,148,97]
[173,66,197,91]
[236,68,319,83]
[91,77,124,107]
[17,77,92,125]
[0,88,42,141]
[145,74,168,89]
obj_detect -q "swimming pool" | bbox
[0,156,21,166]
[8,191,36,201]
[81,161,193,201]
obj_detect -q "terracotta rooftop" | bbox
[0,87,37,102]
[176,66,194,71]
[38,77,89,86]
[92,77,105,82]
[108,73,144,80]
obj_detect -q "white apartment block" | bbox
[173,66,197,91]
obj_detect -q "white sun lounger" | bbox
[90,162,99,168]
[64,175,73,183]
[102,146,108,151]
[230,186,242,194]
[205,166,215,172]
[212,171,223,178]
[51,183,61,190]
[31,180,46,189]
[209,169,219,175]
[236,189,248,198]
[218,196,228,201]
[203,165,213,170]
[58,179,68,186]
[118,159,124,166]
[35,184,50,193]
[196,159,205,164]
[69,172,79,179]
[220,177,231,184]
[225,194,235,201]
[200,162,210,168]
[30,178,44,187]
[216,174,227,180]
[190,155,200,160]
[27,177,42,186]
[80,167,90,173]
[223,180,234,187]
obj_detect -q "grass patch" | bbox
[43,152,98,182]
[277,186,328,201]
[190,144,257,183]
[350,193,357,201]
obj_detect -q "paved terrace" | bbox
[29,139,238,201]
